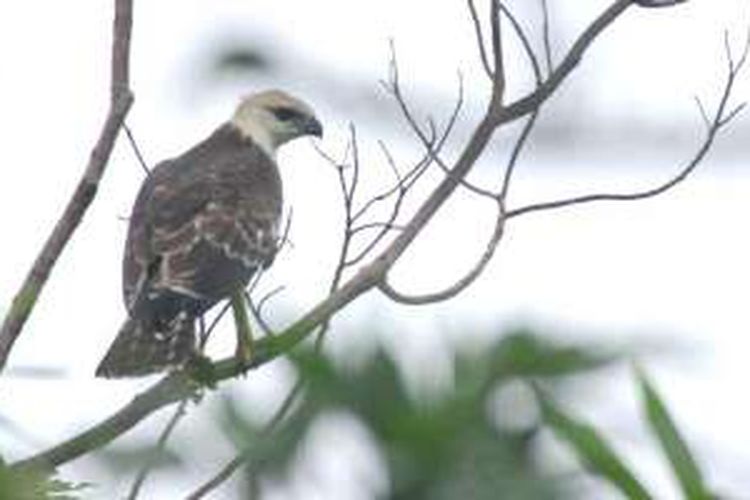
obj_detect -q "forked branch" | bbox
[506,29,749,220]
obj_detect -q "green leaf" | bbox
[490,330,619,379]
[538,390,652,500]
[637,370,713,500]
[0,465,90,500]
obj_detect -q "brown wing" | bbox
[122,124,283,311]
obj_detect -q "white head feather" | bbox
[231,89,322,159]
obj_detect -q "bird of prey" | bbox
[96,90,322,378]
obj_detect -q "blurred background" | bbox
[0,0,749,498]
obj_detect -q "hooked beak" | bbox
[302,116,323,138]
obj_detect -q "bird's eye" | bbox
[271,107,302,122]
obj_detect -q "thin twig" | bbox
[694,96,711,130]
[498,3,542,81]
[347,124,361,207]
[201,301,232,348]
[0,0,134,373]
[386,57,496,200]
[467,0,493,79]
[633,0,687,7]
[377,0,546,304]
[349,135,432,225]
[350,222,406,235]
[378,201,505,305]
[496,2,544,201]
[198,316,208,351]
[540,0,553,75]
[246,285,286,337]
[507,37,747,219]
[499,111,540,202]
[123,122,151,176]
[126,399,189,500]
[276,208,295,254]
[350,142,404,223]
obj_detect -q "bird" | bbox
[96,89,322,378]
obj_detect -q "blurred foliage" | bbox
[539,391,652,499]
[6,329,717,499]
[213,328,717,500]
[219,329,623,499]
[213,46,272,76]
[0,463,89,500]
[538,368,717,500]
[636,371,714,500]
[0,330,718,500]
[95,442,183,476]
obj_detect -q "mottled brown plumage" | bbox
[97,90,321,377]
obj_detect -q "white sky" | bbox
[1,1,749,499]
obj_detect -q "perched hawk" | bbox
[96,90,322,378]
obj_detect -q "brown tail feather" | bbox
[95,315,196,378]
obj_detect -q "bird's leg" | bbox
[230,290,254,368]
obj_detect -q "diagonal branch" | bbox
[11,370,196,471]
[0,0,134,373]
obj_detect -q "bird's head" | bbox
[231,89,322,158]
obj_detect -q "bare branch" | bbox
[633,0,687,7]
[12,371,198,471]
[496,2,545,202]
[499,111,540,202]
[378,201,505,305]
[498,3,543,83]
[126,399,189,500]
[276,208,295,255]
[387,60,497,200]
[694,96,711,130]
[497,0,635,124]
[345,142,403,223]
[0,0,134,373]
[123,122,151,176]
[490,0,506,103]
[506,43,746,220]
[719,102,746,127]
[350,222,406,235]
[467,0,493,79]
[247,285,286,337]
[346,124,361,206]
[200,302,232,349]
[540,0,553,75]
